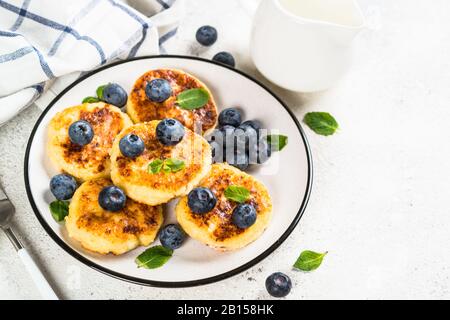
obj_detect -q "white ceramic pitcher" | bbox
[251,0,365,92]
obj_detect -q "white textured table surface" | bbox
[1,0,450,299]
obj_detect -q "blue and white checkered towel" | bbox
[0,0,184,125]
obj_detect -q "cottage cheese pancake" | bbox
[176,163,272,251]
[66,178,163,255]
[126,69,218,134]
[110,121,212,206]
[47,103,133,181]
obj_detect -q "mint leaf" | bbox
[162,164,171,173]
[224,185,250,203]
[294,250,327,272]
[164,158,185,172]
[49,200,70,222]
[303,112,339,136]
[149,159,185,174]
[82,96,100,104]
[266,134,288,151]
[135,245,173,269]
[96,84,107,100]
[148,159,164,174]
[176,88,210,110]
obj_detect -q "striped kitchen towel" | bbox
[0,0,184,125]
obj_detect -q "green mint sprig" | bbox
[82,84,109,104]
[82,96,100,103]
[148,158,185,174]
[303,112,339,136]
[176,88,210,110]
[293,250,327,272]
[266,134,288,151]
[224,185,250,203]
[135,245,173,269]
[49,200,70,222]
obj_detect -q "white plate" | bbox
[24,56,312,287]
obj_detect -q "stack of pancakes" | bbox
[47,69,272,255]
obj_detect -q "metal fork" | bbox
[0,187,58,300]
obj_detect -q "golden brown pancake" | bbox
[47,102,133,181]
[110,121,212,206]
[176,163,273,251]
[126,69,218,134]
[65,178,163,255]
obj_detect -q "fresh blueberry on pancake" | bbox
[196,25,218,46]
[145,78,172,103]
[232,203,257,229]
[50,174,78,200]
[119,134,145,158]
[68,120,94,146]
[188,187,217,214]
[159,224,186,250]
[98,185,127,212]
[156,118,185,146]
[176,163,272,251]
[47,102,133,181]
[126,69,218,134]
[219,108,242,127]
[102,83,128,107]
[65,178,163,255]
[213,52,236,67]
[110,121,212,206]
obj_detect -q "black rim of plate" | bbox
[24,55,313,288]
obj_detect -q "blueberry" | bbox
[219,108,242,127]
[196,25,218,46]
[232,203,257,229]
[265,272,292,298]
[102,83,128,107]
[257,138,272,164]
[229,150,249,171]
[188,187,217,214]
[156,118,185,146]
[234,128,247,150]
[145,78,172,103]
[68,120,94,146]
[207,129,226,163]
[213,52,236,67]
[219,124,236,136]
[240,120,262,135]
[207,129,224,144]
[247,141,259,164]
[159,224,186,250]
[98,186,126,212]
[220,124,235,143]
[209,140,223,163]
[221,125,236,162]
[119,134,145,158]
[50,174,78,200]
[236,125,258,159]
